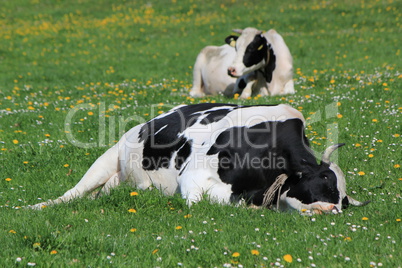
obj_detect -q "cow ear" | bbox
[225,35,238,47]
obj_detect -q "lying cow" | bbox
[190,28,295,99]
[29,103,368,214]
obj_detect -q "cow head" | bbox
[225,27,269,78]
[280,144,369,214]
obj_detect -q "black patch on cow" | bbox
[175,138,192,170]
[238,78,247,90]
[225,35,238,46]
[263,44,276,83]
[139,103,239,171]
[206,118,315,206]
[243,35,268,67]
[342,196,349,209]
[199,109,233,125]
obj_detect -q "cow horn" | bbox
[322,143,345,163]
[347,196,371,207]
[232,29,243,34]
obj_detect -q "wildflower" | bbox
[337,114,343,119]
[175,226,182,230]
[45,134,50,137]
[152,249,159,254]
[393,134,400,137]
[337,102,341,106]
[344,237,352,241]
[5,178,12,181]
[362,217,369,221]
[358,171,365,176]
[88,111,94,116]
[372,119,378,123]
[33,242,41,248]
[355,143,361,147]
[394,164,400,168]
[184,214,192,218]
[368,154,374,158]
[232,252,240,257]
[283,254,293,263]
[128,208,137,213]
[50,250,58,255]
[130,191,138,196]
[130,228,137,232]
[396,219,401,222]
[251,249,259,256]
[9,230,16,233]
[13,139,19,144]
[63,164,69,167]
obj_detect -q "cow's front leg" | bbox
[179,170,232,206]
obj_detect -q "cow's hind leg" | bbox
[29,144,120,209]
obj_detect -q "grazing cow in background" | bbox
[29,103,368,214]
[190,28,295,99]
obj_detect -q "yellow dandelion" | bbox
[337,102,341,106]
[88,111,94,116]
[232,252,240,258]
[130,191,139,196]
[396,219,401,222]
[63,164,69,167]
[393,134,400,137]
[233,93,239,100]
[130,228,137,232]
[9,230,16,234]
[184,214,192,218]
[344,237,352,241]
[394,164,400,168]
[128,208,137,213]
[5,178,12,181]
[377,140,383,143]
[337,114,343,118]
[372,119,378,123]
[362,217,369,220]
[283,254,293,263]
[13,139,19,144]
[355,143,361,147]
[152,249,159,255]
[305,95,311,99]
[368,154,374,158]
[358,171,365,176]
[50,250,58,255]
[33,242,41,248]
[175,226,182,230]
[251,249,259,256]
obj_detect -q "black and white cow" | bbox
[30,103,368,214]
[190,28,295,99]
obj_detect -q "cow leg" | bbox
[282,79,295,94]
[179,170,232,206]
[189,53,206,97]
[29,144,120,209]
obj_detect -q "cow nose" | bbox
[228,67,236,77]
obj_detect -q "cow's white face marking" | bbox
[229,28,267,77]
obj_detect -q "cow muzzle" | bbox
[227,67,239,78]
[301,204,341,215]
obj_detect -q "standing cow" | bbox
[30,103,368,214]
[190,28,295,99]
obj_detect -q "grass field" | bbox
[1,0,401,267]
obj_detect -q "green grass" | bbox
[1,0,401,267]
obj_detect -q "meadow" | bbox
[1,0,401,267]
